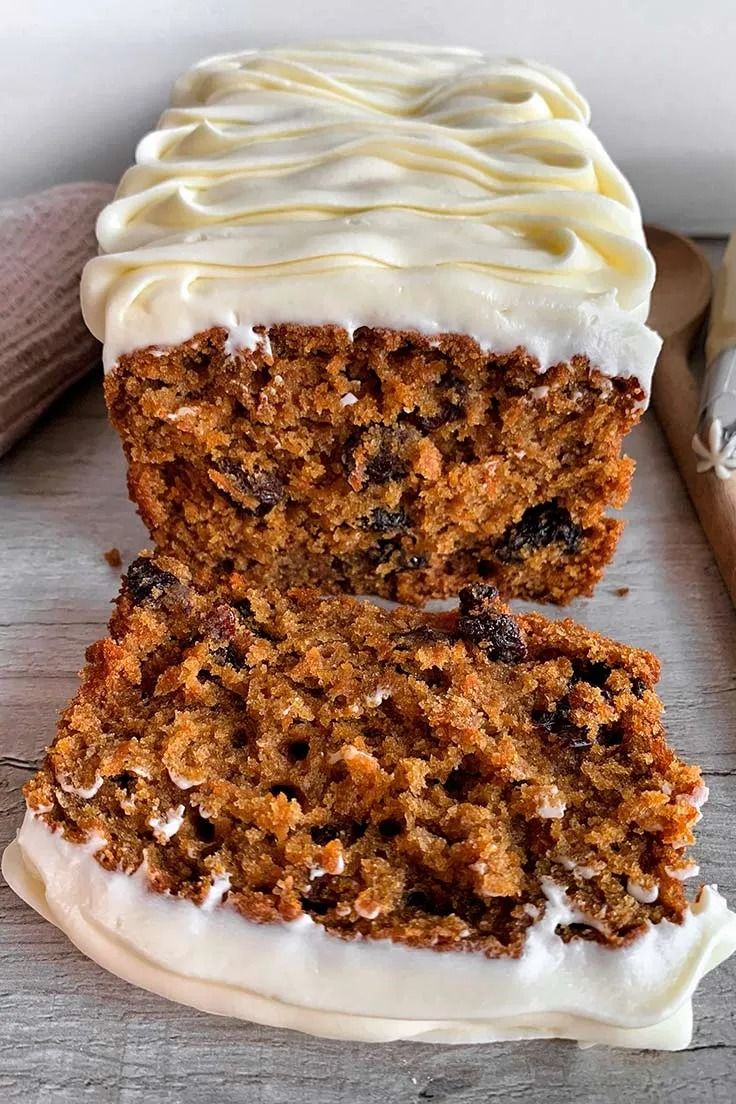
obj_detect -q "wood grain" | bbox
[647,227,736,611]
[1,242,735,1101]
[654,338,736,610]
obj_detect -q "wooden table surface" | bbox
[2,243,735,1103]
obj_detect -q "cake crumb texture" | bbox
[105,326,643,604]
[25,554,705,956]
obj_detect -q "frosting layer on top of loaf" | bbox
[82,42,660,386]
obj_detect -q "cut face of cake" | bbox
[4,555,734,1047]
[81,43,661,603]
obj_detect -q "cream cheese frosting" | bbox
[81,42,661,389]
[4,811,736,1049]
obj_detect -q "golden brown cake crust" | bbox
[26,555,704,958]
[104,324,643,604]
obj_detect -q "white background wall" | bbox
[2,0,734,232]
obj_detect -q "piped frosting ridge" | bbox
[81,42,660,385]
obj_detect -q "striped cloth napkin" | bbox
[0,182,113,456]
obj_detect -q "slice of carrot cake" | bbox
[81,43,661,604]
[3,555,734,1047]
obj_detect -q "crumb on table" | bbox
[615,586,630,597]
[104,548,122,568]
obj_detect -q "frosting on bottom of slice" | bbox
[4,812,736,1049]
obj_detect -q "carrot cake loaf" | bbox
[4,554,734,1047]
[81,43,661,604]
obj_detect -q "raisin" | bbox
[342,427,408,487]
[203,603,238,642]
[366,539,426,570]
[571,660,613,690]
[366,451,406,484]
[214,460,283,515]
[458,583,500,615]
[415,400,463,432]
[532,706,559,731]
[533,698,591,751]
[364,507,410,533]
[456,584,527,663]
[631,677,646,699]
[597,726,624,747]
[495,501,583,563]
[458,612,527,662]
[126,557,178,606]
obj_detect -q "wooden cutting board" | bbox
[647,226,736,608]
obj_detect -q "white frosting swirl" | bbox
[4,812,736,1049]
[81,42,660,387]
